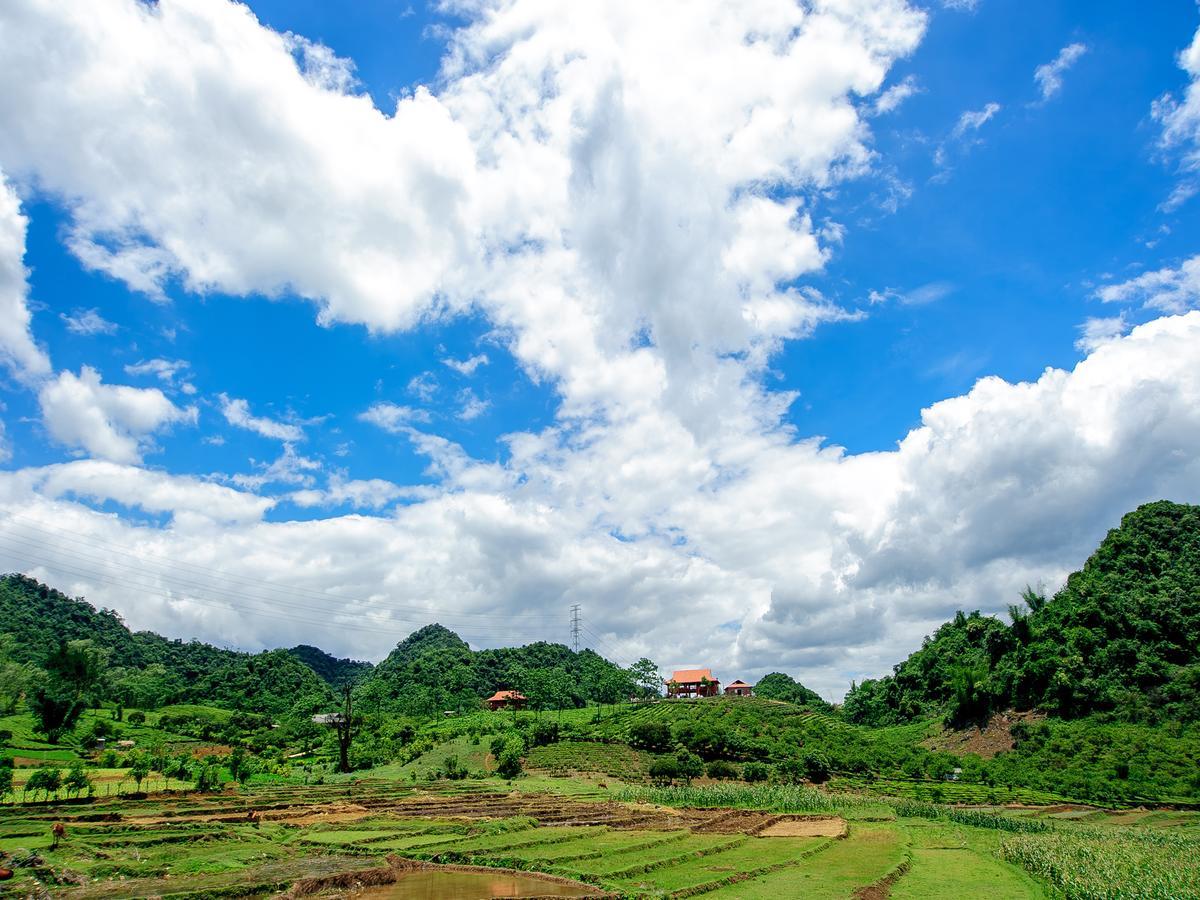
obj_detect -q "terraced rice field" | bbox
[8,777,1187,898]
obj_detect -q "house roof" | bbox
[726,680,753,688]
[485,690,527,702]
[667,668,717,684]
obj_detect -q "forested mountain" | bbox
[844,501,1200,726]
[0,577,633,720]
[361,624,635,716]
[287,644,374,690]
[0,574,334,717]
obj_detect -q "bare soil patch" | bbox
[757,816,846,838]
[921,709,1046,759]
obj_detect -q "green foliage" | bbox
[496,737,524,779]
[1000,827,1200,899]
[0,763,12,799]
[367,624,631,717]
[64,760,91,797]
[742,761,769,782]
[286,644,373,690]
[25,764,62,800]
[627,720,672,752]
[705,759,737,779]
[754,672,831,710]
[0,574,336,719]
[844,502,1200,727]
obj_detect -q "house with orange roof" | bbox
[485,689,527,711]
[665,668,720,698]
[724,679,754,697]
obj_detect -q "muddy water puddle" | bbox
[354,869,599,898]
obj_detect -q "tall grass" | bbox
[615,782,883,814]
[890,798,1049,833]
[1000,827,1200,899]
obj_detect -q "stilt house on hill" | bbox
[485,690,527,711]
[666,668,720,698]
[724,680,754,696]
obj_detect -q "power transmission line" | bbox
[569,604,581,652]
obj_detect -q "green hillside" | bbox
[844,500,1200,727]
[287,644,374,690]
[0,573,334,718]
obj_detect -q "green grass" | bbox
[891,820,1047,899]
[571,834,739,876]
[611,836,819,893]
[705,825,904,898]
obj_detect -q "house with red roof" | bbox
[724,680,754,697]
[485,690,527,711]
[665,668,720,698]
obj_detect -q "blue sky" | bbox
[1,0,1200,696]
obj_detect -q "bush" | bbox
[629,721,673,752]
[742,762,769,782]
[774,758,805,784]
[127,710,147,726]
[801,750,832,784]
[496,738,524,779]
[706,759,738,779]
[649,756,681,785]
[675,749,704,783]
[529,720,560,747]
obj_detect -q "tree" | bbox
[128,754,151,793]
[64,761,91,798]
[629,721,673,752]
[165,754,191,792]
[29,640,107,741]
[629,658,662,699]
[0,635,32,715]
[496,737,524,779]
[675,749,704,783]
[192,760,221,792]
[801,750,832,784]
[334,685,355,773]
[26,765,62,802]
[0,763,13,801]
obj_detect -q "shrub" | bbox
[675,749,704,783]
[649,756,681,785]
[529,720,560,747]
[496,738,524,779]
[801,750,832,784]
[629,721,673,752]
[127,710,147,726]
[774,758,805,784]
[743,762,770,782]
[706,760,738,779]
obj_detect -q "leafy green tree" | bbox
[64,761,92,798]
[0,763,13,801]
[675,749,704,783]
[801,750,832,784]
[496,737,524,779]
[128,754,151,793]
[629,658,662,699]
[26,765,62,801]
[29,640,107,741]
[628,721,672,752]
[165,754,191,792]
[0,635,33,714]
[192,760,221,792]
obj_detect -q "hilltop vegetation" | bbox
[1,500,1198,806]
[845,501,1200,727]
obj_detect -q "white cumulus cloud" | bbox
[38,367,197,464]
[219,394,305,442]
